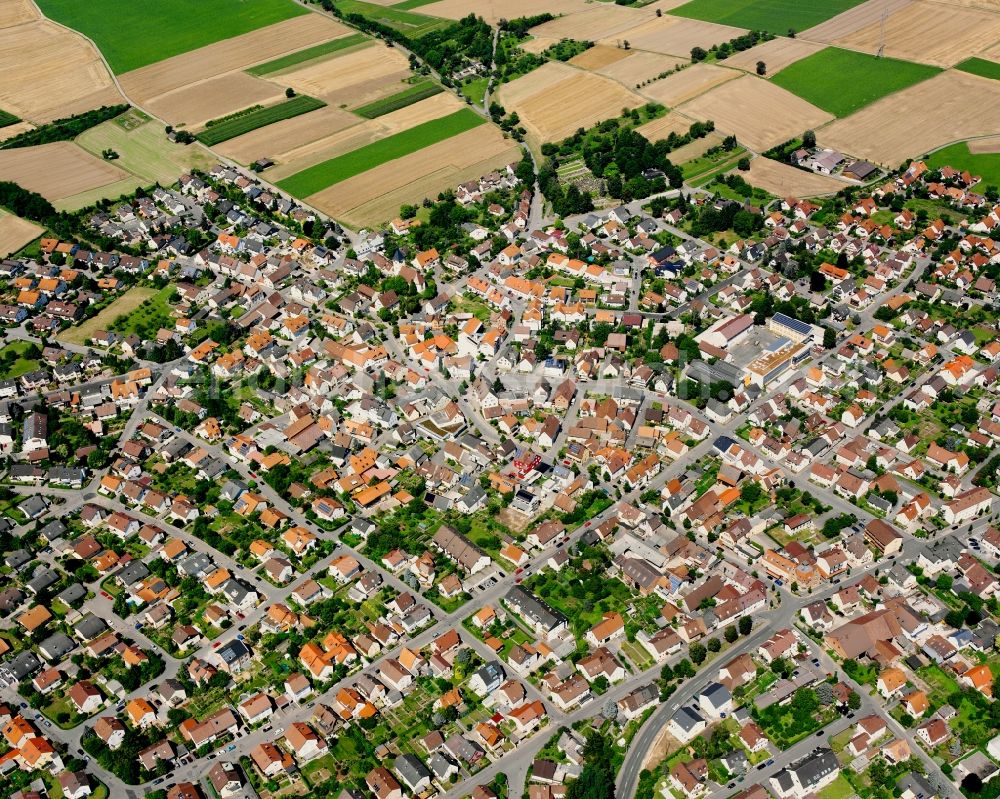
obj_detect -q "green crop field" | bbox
[927,142,1000,189]
[246,34,370,75]
[35,0,308,74]
[334,0,450,37]
[393,0,440,8]
[770,47,940,117]
[955,58,1000,82]
[353,81,443,118]
[0,110,19,129]
[277,108,484,196]
[671,0,866,35]
[196,96,326,146]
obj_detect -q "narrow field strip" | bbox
[196,96,326,146]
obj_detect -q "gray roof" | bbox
[394,754,431,789]
[504,585,567,632]
[672,705,705,733]
[39,632,75,661]
[75,615,109,641]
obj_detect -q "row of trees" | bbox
[1,104,130,150]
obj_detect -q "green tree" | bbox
[689,642,707,665]
[739,616,752,636]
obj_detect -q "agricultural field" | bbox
[35,0,309,73]
[0,210,43,258]
[926,142,1000,189]
[233,92,463,179]
[354,81,443,118]
[602,16,747,58]
[741,156,848,197]
[826,0,1000,67]
[597,51,687,87]
[678,74,833,152]
[638,62,740,107]
[568,44,632,71]
[246,34,370,76]
[270,43,412,108]
[74,110,217,187]
[818,70,1000,166]
[0,109,18,128]
[308,125,521,228]
[955,57,1000,81]
[144,73,287,130]
[421,0,588,24]
[117,15,348,115]
[671,0,867,34]
[722,36,825,74]
[0,141,130,204]
[634,111,694,143]
[530,4,657,41]
[196,96,327,146]
[277,108,485,196]
[0,10,125,125]
[770,47,939,117]
[333,0,450,36]
[497,61,645,146]
[213,106,363,167]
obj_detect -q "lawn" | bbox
[35,0,308,74]
[246,33,370,75]
[955,58,1000,82]
[770,47,940,118]
[196,96,327,145]
[334,0,450,37]
[0,340,40,379]
[58,286,156,346]
[277,108,485,196]
[927,142,1000,189]
[818,773,855,799]
[461,77,489,106]
[670,0,866,35]
[353,80,443,118]
[75,112,216,186]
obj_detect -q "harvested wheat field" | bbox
[265,93,466,180]
[724,37,826,75]
[0,211,42,257]
[498,62,644,144]
[0,142,129,201]
[520,36,560,55]
[832,1,1000,67]
[531,4,655,41]
[0,0,38,28]
[607,17,747,58]
[570,44,632,70]
[635,110,694,142]
[679,74,833,152]
[819,70,1000,165]
[0,21,124,123]
[119,15,349,102]
[969,136,1000,154]
[639,63,739,106]
[0,121,33,142]
[215,106,360,165]
[665,131,725,164]
[598,51,687,87]
[421,0,588,23]
[802,0,913,42]
[143,72,286,129]
[272,44,411,106]
[743,157,847,196]
[308,125,520,228]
